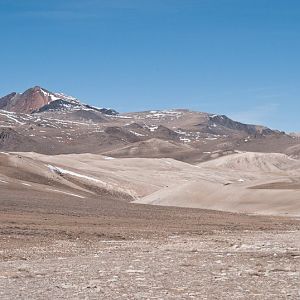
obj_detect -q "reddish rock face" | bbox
[0,86,118,116]
[0,86,55,114]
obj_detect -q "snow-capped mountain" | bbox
[0,86,118,115]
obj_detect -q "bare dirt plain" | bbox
[0,185,300,299]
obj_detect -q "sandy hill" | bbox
[135,151,300,216]
[199,152,300,173]
[1,150,299,217]
[0,152,135,201]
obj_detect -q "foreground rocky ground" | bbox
[1,231,300,299]
[0,188,299,299]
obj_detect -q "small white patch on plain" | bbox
[205,137,218,140]
[21,182,32,186]
[129,131,145,137]
[180,137,191,143]
[0,152,9,155]
[237,179,245,183]
[125,270,145,274]
[145,125,158,132]
[47,188,85,198]
[0,179,8,184]
[175,129,187,135]
[104,156,115,160]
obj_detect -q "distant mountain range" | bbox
[0,86,299,162]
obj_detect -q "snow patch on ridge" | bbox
[0,111,25,125]
[47,164,104,183]
[47,164,137,198]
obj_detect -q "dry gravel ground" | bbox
[0,188,300,299]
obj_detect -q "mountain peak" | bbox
[23,85,45,93]
[0,86,118,115]
[32,85,42,90]
[0,86,58,113]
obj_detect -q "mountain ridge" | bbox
[0,86,298,162]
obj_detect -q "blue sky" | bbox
[0,0,299,131]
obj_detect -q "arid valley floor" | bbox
[0,188,300,299]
